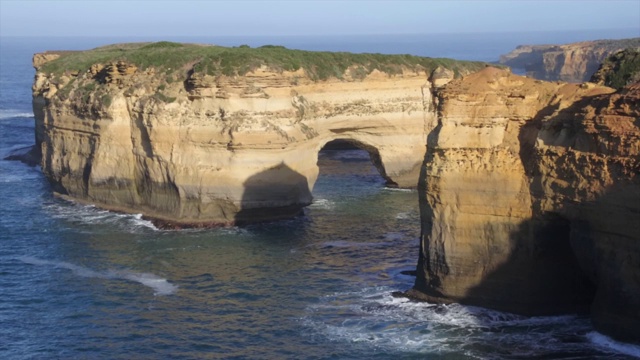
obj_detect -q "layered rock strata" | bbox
[499,38,640,82]
[409,67,640,343]
[32,43,485,226]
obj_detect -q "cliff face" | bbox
[534,83,640,341]
[410,67,640,342]
[32,43,485,226]
[499,38,640,82]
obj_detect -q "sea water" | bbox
[2,32,640,359]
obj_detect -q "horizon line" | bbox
[1,27,638,39]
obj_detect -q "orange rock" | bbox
[413,67,640,342]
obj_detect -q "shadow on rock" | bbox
[234,162,312,225]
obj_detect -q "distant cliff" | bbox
[408,67,640,343]
[31,42,487,227]
[499,38,640,82]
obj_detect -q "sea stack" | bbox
[409,67,640,343]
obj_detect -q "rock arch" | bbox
[34,64,438,227]
[316,138,394,187]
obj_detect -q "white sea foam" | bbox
[383,187,415,193]
[309,198,335,210]
[20,256,105,278]
[117,271,178,296]
[130,213,158,230]
[587,331,640,358]
[43,200,159,232]
[304,286,603,357]
[19,256,178,295]
[0,109,34,120]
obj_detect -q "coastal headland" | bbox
[30,42,640,342]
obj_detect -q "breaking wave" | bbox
[304,286,636,358]
[43,200,159,232]
[308,198,335,210]
[382,187,414,193]
[0,109,34,120]
[587,331,640,358]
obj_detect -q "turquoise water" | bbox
[2,34,639,359]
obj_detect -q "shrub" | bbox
[101,93,112,107]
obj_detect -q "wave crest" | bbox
[0,110,34,120]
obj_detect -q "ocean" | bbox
[2,31,640,359]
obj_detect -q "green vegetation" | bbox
[591,38,640,50]
[40,41,489,81]
[76,81,97,103]
[101,93,113,107]
[594,48,640,90]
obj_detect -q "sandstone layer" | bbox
[409,67,640,343]
[499,38,640,82]
[32,43,485,226]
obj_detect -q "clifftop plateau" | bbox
[499,37,640,82]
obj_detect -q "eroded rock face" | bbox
[533,83,640,342]
[411,67,640,342]
[33,53,459,226]
[499,38,640,82]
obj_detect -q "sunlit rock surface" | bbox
[31,43,484,227]
[409,67,640,343]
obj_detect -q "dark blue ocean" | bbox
[2,31,640,359]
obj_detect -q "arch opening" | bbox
[317,138,397,188]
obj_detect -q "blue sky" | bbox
[0,0,639,37]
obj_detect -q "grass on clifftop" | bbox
[40,41,488,81]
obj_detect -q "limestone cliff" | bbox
[32,42,487,227]
[409,67,640,342]
[499,38,640,82]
